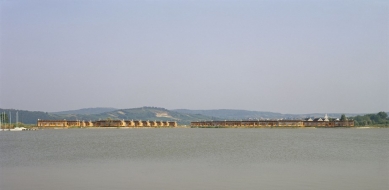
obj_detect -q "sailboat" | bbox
[9,111,26,131]
[0,111,3,131]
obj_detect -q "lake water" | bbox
[1,128,388,190]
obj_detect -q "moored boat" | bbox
[9,127,27,131]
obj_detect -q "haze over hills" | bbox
[0,109,59,124]
[90,107,215,124]
[0,107,216,125]
[173,109,364,120]
[52,107,118,115]
[1,107,386,125]
[174,109,285,120]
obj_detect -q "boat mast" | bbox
[16,111,18,128]
[9,111,11,131]
[1,112,4,131]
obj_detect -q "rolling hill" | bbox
[91,107,215,124]
[173,109,365,120]
[0,107,216,125]
[51,107,118,115]
[0,109,63,124]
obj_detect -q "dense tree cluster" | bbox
[340,114,347,121]
[350,112,389,126]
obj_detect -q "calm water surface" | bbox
[1,128,388,190]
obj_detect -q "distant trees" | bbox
[350,112,389,127]
[0,109,62,124]
[340,114,347,121]
[377,112,388,120]
[15,122,25,127]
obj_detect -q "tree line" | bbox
[349,112,389,127]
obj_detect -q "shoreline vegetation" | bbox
[349,112,389,127]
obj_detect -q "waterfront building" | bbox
[168,121,178,127]
[142,120,151,127]
[191,115,354,128]
[92,120,126,127]
[36,119,92,127]
[37,119,178,128]
[125,120,135,127]
[37,119,68,127]
[156,121,165,126]
[150,121,158,127]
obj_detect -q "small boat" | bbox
[9,127,27,131]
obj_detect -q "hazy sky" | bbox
[1,0,388,113]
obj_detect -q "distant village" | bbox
[191,114,354,128]
[2,114,354,129]
[35,114,354,128]
[37,119,177,128]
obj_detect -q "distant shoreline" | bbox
[6,126,385,130]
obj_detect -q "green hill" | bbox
[92,107,215,125]
[52,107,117,115]
[0,109,63,124]
[174,109,284,120]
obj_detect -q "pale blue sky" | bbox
[1,0,388,113]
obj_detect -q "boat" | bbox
[9,127,27,131]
